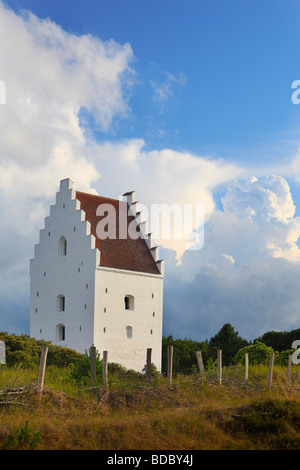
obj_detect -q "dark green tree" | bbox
[208,323,249,366]
[256,328,300,352]
[162,336,209,374]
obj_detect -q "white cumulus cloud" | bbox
[0,2,134,328]
[163,175,300,341]
[85,138,241,259]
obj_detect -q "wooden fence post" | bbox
[37,346,48,394]
[167,345,173,386]
[217,349,222,385]
[287,354,292,388]
[102,350,108,387]
[90,345,97,387]
[196,351,205,379]
[245,353,249,383]
[268,353,275,390]
[0,340,6,365]
[146,348,152,385]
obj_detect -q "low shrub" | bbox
[0,332,81,368]
[234,342,274,365]
[228,398,300,449]
[1,420,41,450]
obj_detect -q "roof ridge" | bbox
[76,190,121,204]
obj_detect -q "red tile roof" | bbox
[76,191,160,275]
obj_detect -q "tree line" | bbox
[161,323,300,374]
[1,323,299,373]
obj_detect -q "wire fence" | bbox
[87,346,300,393]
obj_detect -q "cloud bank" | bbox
[163,175,300,341]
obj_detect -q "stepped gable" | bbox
[76,190,160,275]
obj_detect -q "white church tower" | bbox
[30,178,164,372]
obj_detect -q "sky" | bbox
[1,0,300,343]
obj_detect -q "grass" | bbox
[0,363,300,450]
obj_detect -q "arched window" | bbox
[124,295,134,311]
[57,295,65,312]
[56,324,65,342]
[58,236,67,256]
[125,326,133,339]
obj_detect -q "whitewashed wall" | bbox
[30,179,99,352]
[94,266,163,372]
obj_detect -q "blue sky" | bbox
[7,0,300,158]
[2,0,300,343]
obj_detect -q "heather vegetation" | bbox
[0,324,300,450]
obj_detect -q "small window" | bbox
[57,295,65,312]
[153,312,155,317]
[150,329,153,335]
[58,236,67,256]
[152,293,154,298]
[124,295,134,310]
[103,327,106,333]
[56,324,65,341]
[126,326,133,339]
[104,307,106,312]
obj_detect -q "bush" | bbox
[0,332,40,366]
[142,362,160,381]
[1,420,41,450]
[7,350,34,367]
[0,332,82,368]
[275,349,294,366]
[227,399,300,449]
[70,350,102,383]
[46,346,82,367]
[70,349,149,385]
[234,342,274,365]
